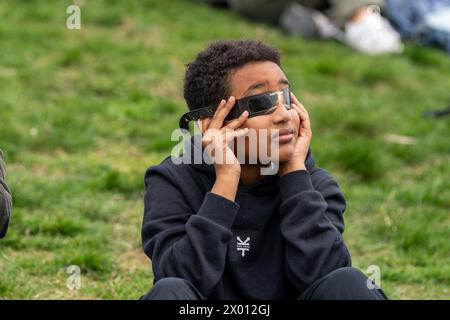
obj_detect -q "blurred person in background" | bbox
[201,0,404,54]
[385,0,450,53]
[0,149,12,239]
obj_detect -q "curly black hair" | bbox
[183,40,281,111]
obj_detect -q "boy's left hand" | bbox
[278,93,312,176]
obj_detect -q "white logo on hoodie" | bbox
[236,236,251,257]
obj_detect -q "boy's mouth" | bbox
[271,127,295,143]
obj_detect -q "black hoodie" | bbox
[142,134,351,299]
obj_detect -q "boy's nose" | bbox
[271,101,292,124]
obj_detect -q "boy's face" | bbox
[226,61,300,164]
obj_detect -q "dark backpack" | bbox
[0,149,12,239]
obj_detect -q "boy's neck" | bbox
[239,163,265,186]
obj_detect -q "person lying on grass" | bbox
[0,149,12,239]
[140,40,388,300]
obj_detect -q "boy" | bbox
[141,40,387,300]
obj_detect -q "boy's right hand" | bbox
[199,96,249,179]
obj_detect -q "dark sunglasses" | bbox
[179,88,292,130]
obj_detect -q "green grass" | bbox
[0,0,449,299]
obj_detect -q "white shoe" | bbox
[345,12,404,54]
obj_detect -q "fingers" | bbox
[221,127,249,143]
[203,99,225,131]
[292,103,311,132]
[199,118,212,134]
[232,127,249,139]
[290,92,301,107]
[209,97,236,130]
[196,119,203,132]
[290,93,312,134]
[224,110,249,130]
[291,92,308,114]
[206,126,249,143]
[202,96,241,133]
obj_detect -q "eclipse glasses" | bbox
[179,88,291,130]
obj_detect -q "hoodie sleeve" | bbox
[0,151,12,239]
[141,164,240,299]
[277,168,351,294]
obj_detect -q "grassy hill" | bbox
[0,0,449,299]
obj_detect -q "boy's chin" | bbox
[277,148,295,163]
